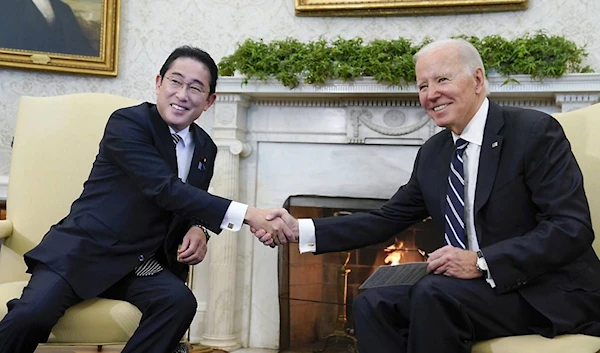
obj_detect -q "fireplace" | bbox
[277,196,443,351]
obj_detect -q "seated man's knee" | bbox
[353,290,374,317]
[353,286,406,318]
[411,275,455,303]
[168,285,197,314]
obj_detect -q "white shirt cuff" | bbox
[220,201,248,232]
[298,218,316,253]
[481,257,496,288]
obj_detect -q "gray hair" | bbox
[413,39,489,95]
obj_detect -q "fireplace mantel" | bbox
[217,73,600,106]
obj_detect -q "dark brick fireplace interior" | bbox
[278,195,441,351]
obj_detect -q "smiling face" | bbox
[155,57,216,132]
[415,44,485,135]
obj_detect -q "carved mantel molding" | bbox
[216,74,600,108]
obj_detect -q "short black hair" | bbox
[159,45,218,96]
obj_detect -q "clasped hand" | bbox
[245,207,298,247]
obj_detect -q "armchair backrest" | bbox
[0,94,140,283]
[554,104,600,255]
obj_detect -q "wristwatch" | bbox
[476,250,488,278]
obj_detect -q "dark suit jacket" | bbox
[25,103,231,299]
[314,101,600,337]
[0,0,96,56]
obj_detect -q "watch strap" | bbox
[192,224,210,242]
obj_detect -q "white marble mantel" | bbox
[217,74,600,102]
[195,73,600,350]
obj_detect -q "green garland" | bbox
[218,32,592,88]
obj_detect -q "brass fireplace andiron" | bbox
[314,251,358,353]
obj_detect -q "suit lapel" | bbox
[474,102,505,215]
[149,106,178,174]
[186,123,209,187]
[438,131,455,218]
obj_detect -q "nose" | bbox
[426,84,440,101]
[174,84,189,100]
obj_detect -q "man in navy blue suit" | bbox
[258,39,600,353]
[0,46,285,353]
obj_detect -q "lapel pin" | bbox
[198,157,207,170]
[491,141,499,148]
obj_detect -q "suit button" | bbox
[138,255,145,262]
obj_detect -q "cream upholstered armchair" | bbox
[472,102,600,353]
[0,94,143,348]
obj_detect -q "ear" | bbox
[155,74,162,94]
[473,67,485,94]
[204,93,217,111]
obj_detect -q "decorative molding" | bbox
[350,108,429,136]
[493,99,556,108]
[215,94,251,105]
[555,93,600,113]
[555,93,600,104]
[253,99,421,107]
[217,74,600,99]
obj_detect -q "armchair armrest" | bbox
[0,220,13,239]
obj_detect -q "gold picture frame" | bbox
[0,0,121,76]
[295,0,529,16]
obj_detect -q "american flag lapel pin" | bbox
[198,157,207,170]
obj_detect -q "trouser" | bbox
[353,274,548,353]
[0,263,197,353]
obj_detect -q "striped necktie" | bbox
[134,133,182,276]
[172,133,182,145]
[444,138,468,249]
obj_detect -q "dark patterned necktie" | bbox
[444,138,468,249]
[135,133,182,276]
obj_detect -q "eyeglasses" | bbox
[163,76,208,97]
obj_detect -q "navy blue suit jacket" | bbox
[25,103,231,299]
[314,101,600,336]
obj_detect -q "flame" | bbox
[384,240,404,266]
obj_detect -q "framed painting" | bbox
[0,0,121,76]
[295,0,529,16]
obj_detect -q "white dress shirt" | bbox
[298,98,495,287]
[170,125,247,231]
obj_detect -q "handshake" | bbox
[244,207,299,247]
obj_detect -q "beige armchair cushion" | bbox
[0,93,144,346]
[0,281,141,344]
[472,334,600,353]
[471,103,600,352]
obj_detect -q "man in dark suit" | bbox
[0,46,285,353]
[0,0,96,56]
[258,39,600,353]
